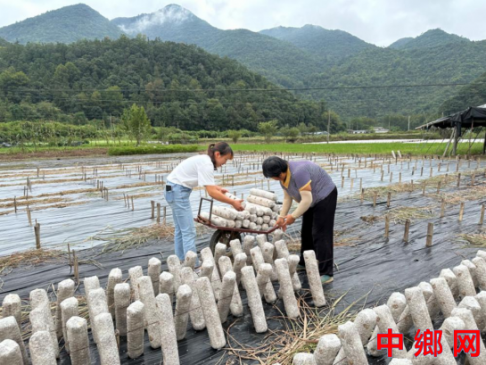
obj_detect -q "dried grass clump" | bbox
[225,292,362,365]
[458,233,486,247]
[0,249,64,275]
[388,206,435,224]
[97,224,175,253]
[442,186,486,205]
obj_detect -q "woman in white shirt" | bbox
[165,142,244,264]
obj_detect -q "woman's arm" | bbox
[206,185,244,211]
[275,190,292,227]
[281,184,313,230]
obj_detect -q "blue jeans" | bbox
[165,181,199,266]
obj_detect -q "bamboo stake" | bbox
[426,223,434,247]
[440,200,446,218]
[34,222,41,249]
[385,215,390,239]
[457,173,461,188]
[163,206,167,225]
[131,197,134,211]
[151,201,155,219]
[459,203,465,222]
[14,196,17,213]
[480,204,485,226]
[387,192,391,208]
[27,208,32,226]
[157,203,161,224]
[403,220,410,242]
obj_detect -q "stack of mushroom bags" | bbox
[200,189,281,231]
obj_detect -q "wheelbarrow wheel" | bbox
[209,230,242,257]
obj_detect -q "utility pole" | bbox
[327,109,331,144]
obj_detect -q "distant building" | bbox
[351,130,369,134]
[373,127,389,133]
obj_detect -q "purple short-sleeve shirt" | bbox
[281,160,336,207]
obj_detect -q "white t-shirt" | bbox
[167,155,215,189]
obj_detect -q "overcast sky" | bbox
[0,0,485,46]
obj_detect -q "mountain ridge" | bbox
[0,4,124,44]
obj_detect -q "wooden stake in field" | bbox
[386,192,391,208]
[385,215,390,239]
[389,172,393,183]
[341,176,345,189]
[459,203,465,222]
[157,203,161,224]
[426,223,434,247]
[13,196,17,213]
[457,173,461,188]
[350,178,354,191]
[151,201,155,219]
[403,219,410,242]
[480,204,485,226]
[34,222,41,249]
[380,170,384,182]
[437,181,442,194]
[360,189,364,205]
[440,200,446,218]
[27,208,32,226]
[398,172,402,184]
[131,197,135,211]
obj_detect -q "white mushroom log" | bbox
[249,188,278,202]
[247,195,276,208]
[246,202,273,216]
[199,212,228,227]
[212,206,238,220]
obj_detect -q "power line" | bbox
[0,81,484,94]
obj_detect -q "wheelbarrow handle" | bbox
[198,197,214,222]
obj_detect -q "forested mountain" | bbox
[440,72,486,115]
[0,36,333,131]
[388,37,413,49]
[0,4,124,44]
[0,38,9,47]
[302,40,486,118]
[260,25,375,62]
[112,5,323,88]
[389,29,469,51]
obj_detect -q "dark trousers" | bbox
[299,187,337,276]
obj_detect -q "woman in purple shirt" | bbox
[262,156,337,284]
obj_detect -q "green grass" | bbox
[226,142,485,156]
[108,144,198,156]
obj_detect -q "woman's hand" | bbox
[232,199,245,211]
[274,216,285,228]
[285,215,296,226]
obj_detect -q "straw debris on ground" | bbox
[0,248,65,275]
[95,223,175,253]
[225,291,362,365]
[457,233,486,247]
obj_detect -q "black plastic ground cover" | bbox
[1,175,485,364]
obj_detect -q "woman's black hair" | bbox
[207,142,233,169]
[262,156,288,178]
